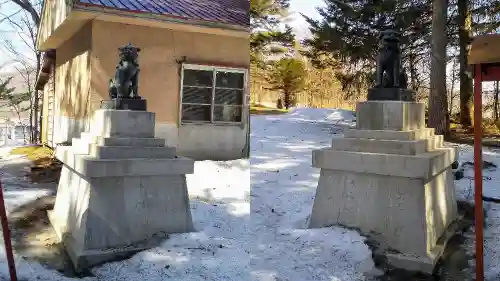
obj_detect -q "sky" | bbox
[288,0,324,40]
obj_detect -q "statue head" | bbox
[118,43,141,62]
[379,29,401,48]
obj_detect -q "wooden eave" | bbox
[35,50,56,91]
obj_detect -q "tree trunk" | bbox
[29,94,34,143]
[458,0,473,128]
[284,91,291,109]
[495,81,499,121]
[429,0,449,136]
[409,53,418,90]
[449,58,457,117]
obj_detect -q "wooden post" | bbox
[473,63,484,281]
[0,182,17,281]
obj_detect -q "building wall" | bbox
[52,22,93,144]
[90,20,250,160]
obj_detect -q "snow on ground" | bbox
[0,107,499,280]
[452,144,500,281]
[250,108,375,281]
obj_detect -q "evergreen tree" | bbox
[250,0,295,67]
[302,0,433,96]
[266,58,307,109]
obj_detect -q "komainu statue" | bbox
[375,29,403,88]
[109,43,141,99]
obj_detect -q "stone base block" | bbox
[48,211,156,272]
[308,167,458,273]
[100,98,147,111]
[367,88,416,102]
[89,109,155,138]
[48,163,194,271]
[356,101,425,131]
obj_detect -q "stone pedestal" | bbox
[309,101,459,273]
[48,109,194,272]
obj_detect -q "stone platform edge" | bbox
[56,146,195,177]
[312,147,458,181]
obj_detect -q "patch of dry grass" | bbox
[10,146,61,183]
[10,146,54,163]
[250,103,289,115]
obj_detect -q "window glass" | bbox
[213,105,242,122]
[181,105,212,122]
[215,71,244,89]
[182,87,212,104]
[214,89,244,106]
[183,69,213,87]
[180,66,246,123]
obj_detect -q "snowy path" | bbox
[250,109,376,281]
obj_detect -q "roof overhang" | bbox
[469,34,500,65]
[37,2,249,52]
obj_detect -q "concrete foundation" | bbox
[309,101,459,273]
[49,109,194,272]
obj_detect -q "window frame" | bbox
[180,63,248,125]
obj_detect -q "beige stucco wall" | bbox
[52,22,92,143]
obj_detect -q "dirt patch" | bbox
[448,128,500,147]
[1,151,86,277]
[28,158,62,184]
[8,195,90,277]
[9,146,62,184]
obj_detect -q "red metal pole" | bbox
[473,63,484,281]
[0,182,17,281]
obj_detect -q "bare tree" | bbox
[1,0,42,143]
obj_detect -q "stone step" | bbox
[79,133,165,147]
[312,147,458,181]
[89,145,176,159]
[71,137,92,155]
[424,135,444,151]
[56,147,194,177]
[343,128,435,141]
[331,138,427,155]
[331,135,444,155]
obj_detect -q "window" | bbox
[180,64,247,123]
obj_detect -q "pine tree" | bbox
[250,0,295,67]
[266,58,307,109]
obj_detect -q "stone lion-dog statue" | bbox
[109,43,141,99]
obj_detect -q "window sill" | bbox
[180,121,244,127]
